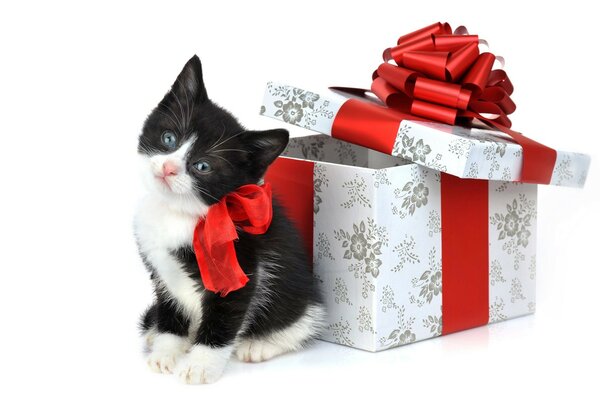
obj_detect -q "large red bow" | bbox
[193,183,272,297]
[373,22,515,128]
[332,22,557,184]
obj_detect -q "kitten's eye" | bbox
[161,131,177,149]
[194,161,211,173]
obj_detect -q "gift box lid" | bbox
[260,82,590,188]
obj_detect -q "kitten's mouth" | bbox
[155,175,173,190]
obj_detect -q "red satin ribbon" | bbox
[331,22,557,184]
[376,22,514,126]
[193,183,273,297]
[441,174,489,334]
[265,158,315,263]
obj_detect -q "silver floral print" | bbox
[280,101,303,124]
[489,297,508,322]
[328,317,355,347]
[423,314,443,336]
[378,287,417,349]
[334,218,388,298]
[490,195,535,245]
[341,175,371,209]
[489,193,536,271]
[334,141,358,166]
[266,83,334,129]
[392,180,430,217]
[448,138,474,159]
[393,126,447,171]
[316,232,334,261]
[357,306,374,333]
[380,328,416,348]
[427,210,441,237]
[333,277,352,305]
[373,169,391,188]
[392,235,419,272]
[313,164,329,215]
[409,248,442,307]
[490,260,506,286]
[553,156,574,186]
[510,278,526,303]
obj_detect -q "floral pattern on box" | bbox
[263,82,341,135]
[488,181,537,323]
[392,121,524,183]
[549,151,590,187]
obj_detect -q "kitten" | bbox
[135,55,325,384]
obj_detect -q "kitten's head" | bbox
[138,55,288,215]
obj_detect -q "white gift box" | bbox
[260,83,590,352]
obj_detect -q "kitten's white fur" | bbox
[136,137,206,316]
[135,191,204,317]
[177,344,233,384]
[147,333,191,374]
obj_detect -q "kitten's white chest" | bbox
[135,196,203,317]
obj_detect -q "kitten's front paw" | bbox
[176,344,231,384]
[177,360,223,384]
[146,333,190,374]
[235,339,283,363]
[147,351,179,374]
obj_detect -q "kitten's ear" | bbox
[244,129,289,174]
[171,55,208,103]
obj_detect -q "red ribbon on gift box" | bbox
[331,22,557,184]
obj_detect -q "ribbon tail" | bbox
[207,240,250,297]
[193,220,250,297]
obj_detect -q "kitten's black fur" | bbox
[137,56,323,353]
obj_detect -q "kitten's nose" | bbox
[162,160,179,177]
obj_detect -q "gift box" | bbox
[260,23,591,351]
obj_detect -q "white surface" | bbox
[0,1,598,398]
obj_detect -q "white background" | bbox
[1,1,598,398]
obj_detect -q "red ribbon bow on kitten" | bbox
[193,183,272,297]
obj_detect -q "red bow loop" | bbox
[331,22,558,184]
[193,183,273,297]
[377,22,516,128]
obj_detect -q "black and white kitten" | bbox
[135,55,325,384]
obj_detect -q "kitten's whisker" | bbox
[157,110,181,132]
[211,148,249,154]
[159,104,184,133]
[170,86,188,132]
[210,153,234,168]
[176,77,192,129]
[138,138,157,155]
[211,130,246,151]
[189,99,195,129]
[138,142,154,154]
[193,185,221,202]
[207,121,227,152]
[159,104,183,130]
